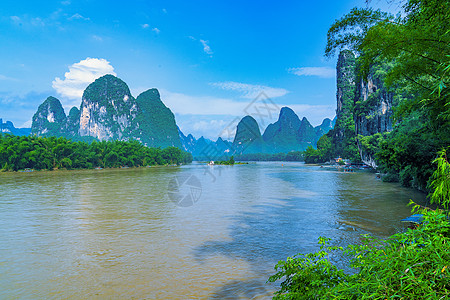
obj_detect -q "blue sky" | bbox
[0,0,402,140]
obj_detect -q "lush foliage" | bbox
[270,208,450,299]
[0,134,192,171]
[215,156,236,165]
[304,135,333,164]
[269,2,450,296]
[324,0,450,188]
[269,150,450,299]
[135,89,182,148]
[428,149,450,210]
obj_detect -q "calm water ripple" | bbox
[0,162,426,299]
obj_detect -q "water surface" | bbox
[0,162,427,299]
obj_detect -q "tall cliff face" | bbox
[327,50,361,161]
[354,64,394,167]
[354,70,393,136]
[31,96,67,136]
[135,89,181,148]
[79,75,138,141]
[332,50,358,155]
[330,50,395,164]
[336,51,357,118]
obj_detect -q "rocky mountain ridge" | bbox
[31,75,181,148]
[28,74,333,156]
[180,108,334,159]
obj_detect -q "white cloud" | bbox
[0,74,17,81]
[152,27,161,34]
[288,67,335,78]
[211,81,289,99]
[199,39,213,55]
[162,8,167,14]
[141,23,150,29]
[91,35,103,41]
[61,0,71,5]
[52,58,116,107]
[10,15,45,27]
[68,13,90,21]
[10,16,20,24]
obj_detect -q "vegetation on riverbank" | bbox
[271,1,450,298]
[269,149,450,299]
[0,133,192,171]
[306,0,450,191]
[213,156,236,165]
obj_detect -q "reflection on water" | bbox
[0,162,426,299]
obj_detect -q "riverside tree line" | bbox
[0,134,193,171]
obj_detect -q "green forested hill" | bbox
[135,89,182,148]
[31,75,182,149]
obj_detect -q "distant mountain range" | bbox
[0,119,31,136]
[181,107,334,160]
[3,74,334,157]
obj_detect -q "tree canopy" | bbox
[0,134,192,171]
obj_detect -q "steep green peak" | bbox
[279,106,297,118]
[137,88,160,101]
[320,118,332,127]
[31,96,66,136]
[68,106,80,119]
[278,106,301,128]
[239,116,261,134]
[38,96,66,122]
[300,117,311,126]
[136,88,165,109]
[233,115,262,144]
[82,74,132,101]
[44,96,64,108]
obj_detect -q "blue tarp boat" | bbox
[401,214,424,224]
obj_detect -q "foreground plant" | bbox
[269,150,450,299]
[269,207,450,299]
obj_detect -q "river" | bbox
[0,162,426,299]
